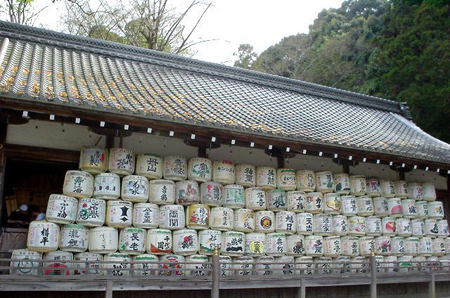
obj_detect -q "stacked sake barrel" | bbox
[11,147,450,277]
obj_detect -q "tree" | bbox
[0,0,49,25]
[233,44,258,69]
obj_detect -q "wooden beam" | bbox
[3,144,79,164]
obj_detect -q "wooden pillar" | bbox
[370,254,377,298]
[399,170,406,181]
[0,120,7,225]
[277,156,285,169]
[106,134,115,149]
[198,147,207,158]
[211,248,220,298]
[343,163,350,175]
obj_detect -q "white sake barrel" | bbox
[334,173,350,195]
[43,251,73,275]
[256,166,276,190]
[391,236,406,255]
[432,237,446,256]
[159,254,185,276]
[366,177,381,197]
[185,254,210,276]
[394,180,409,198]
[27,221,60,252]
[350,257,367,274]
[255,211,275,233]
[425,219,439,238]
[405,237,419,256]
[397,255,413,272]
[365,216,382,236]
[335,256,351,274]
[341,236,360,257]
[416,201,429,219]
[408,183,423,200]
[275,211,296,234]
[210,207,234,231]
[375,236,391,255]
[296,170,315,192]
[187,157,212,182]
[93,173,120,200]
[324,193,341,215]
[133,203,159,229]
[255,256,274,275]
[219,255,233,276]
[266,233,287,256]
[74,252,103,275]
[119,227,146,255]
[106,200,133,228]
[348,216,366,236]
[59,224,88,253]
[76,198,106,227]
[384,256,397,272]
[133,254,158,276]
[396,218,412,237]
[233,256,253,276]
[350,175,366,196]
[245,233,266,256]
[221,231,245,256]
[331,215,348,236]
[200,181,223,206]
[341,196,358,216]
[382,217,397,236]
[314,257,332,274]
[163,156,187,181]
[422,183,436,201]
[324,236,341,257]
[446,238,450,254]
[412,219,425,237]
[245,187,266,210]
[159,205,185,230]
[235,164,256,187]
[295,256,314,274]
[175,180,199,205]
[223,185,245,209]
[46,194,78,224]
[313,214,332,236]
[357,196,374,216]
[146,229,172,255]
[402,199,417,218]
[427,256,440,271]
[199,230,222,255]
[136,154,163,180]
[418,237,433,256]
[274,256,295,275]
[233,208,255,233]
[63,170,94,199]
[380,180,395,198]
[359,237,375,256]
[387,197,403,217]
[373,197,389,217]
[276,168,296,191]
[213,160,235,185]
[437,220,449,237]
[173,229,198,256]
[439,256,450,271]
[297,213,314,235]
[121,175,149,203]
[10,249,42,275]
[79,147,108,174]
[304,192,323,214]
[267,189,287,211]
[88,226,118,253]
[186,204,210,230]
[287,234,305,256]
[149,180,175,205]
[428,201,444,219]
[104,253,131,276]
[315,171,334,193]
[304,235,323,256]
[287,191,306,212]
[108,148,135,176]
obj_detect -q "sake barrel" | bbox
[439,256,450,272]
[276,168,296,191]
[286,234,305,256]
[233,208,255,232]
[324,236,341,257]
[382,217,397,236]
[172,229,198,255]
[418,237,433,256]
[274,256,295,275]
[422,183,437,202]
[106,200,133,228]
[185,254,210,276]
[412,219,425,237]
[223,184,245,209]
[219,255,233,276]
[394,180,409,198]
[275,211,296,234]
[119,227,146,255]
[446,238,450,254]
[199,230,222,255]
[74,252,103,275]
[213,160,235,185]
[425,219,439,238]
[88,226,118,253]
[296,170,315,192]
[267,189,287,211]
[427,256,440,271]
[397,255,413,272]
[335,256,351,274]
[187,157,212,182]
[432,237,446,256]
[405,237,420,256]
[384,256,397,272]
[46,194,78,224]
[255,211,275,233]
[10,249,42,275]
[375,236,392,255]
[348,216,366,236]
[59,224,88,253]
[341,195,358,216]
[287,191,306,212]
[297,213,314,235]
[391,236,406,255]
[304,235,323,256]
[402,199,417,218]
[27,221,60,252]
[121,175,149,203]
[43,251,73,275]
[314,214,332,236]
[200,181,223,206]
[210,207,234,231]
[437,220,449,237]
[396,218,412,237]
[266,233,287,256]
[233,256,253,276]
[93,173,120,200]
[149,180,175,205]
[365,216,382,236]
[366,177,381,197]
[63,170,94,199]
[315,171,334,193]
[104,253,131,276]
[163,156,187,181]
[186,204,210,230]
[255,256,274,275]
[79,147,108,174]
[373,197,389,217]
[350,257,367,274]
[387,197,403,217]
[159,205,185,230]
[408,183,423,200]
[331,215,348,236]
[359,237,375,256]
[235,164,256,188]
[108,148,135,176]
[245,187,266,210]
[133,254,158,276]
[245,233,266,256]
[221,231,245,256]
[324,193,341,215]
[428,201,444,219]
[146,229,172,255]
[136,154,163,180]
[133,203,159,229]
[341,236,360,257]
[350,175,366,196]
[295,256,314,274]
[304,192,323,214]
[374,255,384,273]
[380,180,395,198]
[175,180,200,205]
[76,198,106,227]
[416,201,429,219]
[334,173,350,195]
[256,166,276,190]
[159,254,185,276]
[357,196,374,216]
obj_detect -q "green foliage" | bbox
[233,44,258,69]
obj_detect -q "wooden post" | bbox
[106,134,115,149]
[277,156,285,169]
[0,120,7,225]
[211,248,220,298]
[429,273,436,298]
[198,147,207,158]
[297,279,306,298]
[370,252,377,298]
[105,280,113,298]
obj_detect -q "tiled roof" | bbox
[0,21,449,164]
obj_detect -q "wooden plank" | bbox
[0,281,107,291]
[3,144,79,163]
